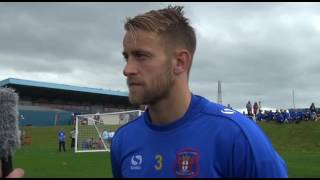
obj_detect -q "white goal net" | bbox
[75,110,143,153]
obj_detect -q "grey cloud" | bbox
[1,2,320,110]
[187,3,320,109]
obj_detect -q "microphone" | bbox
[0,88,20,178]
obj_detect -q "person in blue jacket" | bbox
[58,128,66,152]
[111,5,288,178]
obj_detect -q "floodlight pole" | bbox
[217,80,222,105]
[292,88,296,110]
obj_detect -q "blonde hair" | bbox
[124,5,196,59]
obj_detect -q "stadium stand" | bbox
[0,78,139,127]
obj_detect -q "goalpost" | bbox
[75,110,143,153]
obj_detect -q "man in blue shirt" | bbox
[256,110,264,121]
[102,129,111,148]
[112,5,288,178]
[58,129,66,152]
[275,109,284,123]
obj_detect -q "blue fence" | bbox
[19,107,73,127]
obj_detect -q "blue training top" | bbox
[111,94,288,178]
[58,131,66,142]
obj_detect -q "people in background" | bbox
[58,128,66,152]
[310,103,317,121]
[253,102,259,117]
[246,101,253,116]
[70,128,76,149]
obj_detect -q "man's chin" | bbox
[129,96,145,106]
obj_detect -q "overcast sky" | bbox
[1,2,320,111]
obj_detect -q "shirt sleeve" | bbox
[231,124,288,178]
[213,120,288,178]
[110,134,123,178]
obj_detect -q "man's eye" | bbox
[122,55,128,62]
[135,53,148,60]
[136,53,145,58]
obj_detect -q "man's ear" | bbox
[174,49,191,75]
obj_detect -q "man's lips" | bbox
[127,78,143,86]
[128,82,143,87]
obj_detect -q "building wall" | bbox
[18,99,136,127]
[1,80,139,127]
[19,99,131,114]
[19,108,73,127]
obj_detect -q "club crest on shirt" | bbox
[174,148,200,178]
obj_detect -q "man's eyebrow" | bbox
[131,49,152,55]
[122,49,153,59]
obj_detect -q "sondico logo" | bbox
[221,108,235,115]
[130,155,143,170]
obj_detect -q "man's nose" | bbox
[123,59,138,77]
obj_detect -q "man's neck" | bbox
[147,87,192,126]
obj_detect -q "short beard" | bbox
[128,61,174,106]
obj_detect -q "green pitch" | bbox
[12,121,320,177]
[258,120,320,178]
[14,126,113,178]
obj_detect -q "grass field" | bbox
[12,121,320,177]
[258,120,320,178]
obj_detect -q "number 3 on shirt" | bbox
[154,154,163,171]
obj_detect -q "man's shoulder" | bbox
[199,98,248,122]
[200,98,279,149]
[197,97,260,135]
[112,113,144,139]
